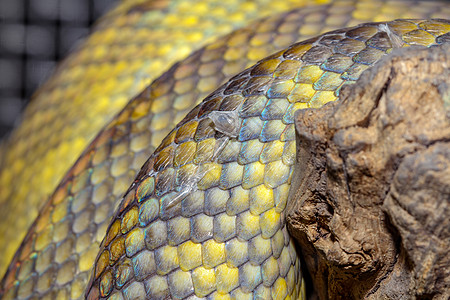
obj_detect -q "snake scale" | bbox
[0,0,449,299]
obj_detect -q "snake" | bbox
[0,0,449,299]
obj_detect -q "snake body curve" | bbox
[0,0,334,271]
[1,1,449,299]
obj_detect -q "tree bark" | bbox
[287,45,450,299]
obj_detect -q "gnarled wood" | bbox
[287,45,450,299]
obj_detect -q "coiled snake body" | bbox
[0,0,449,299]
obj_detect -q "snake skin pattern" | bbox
[1,1,450,300]
[84,20,449,299]
[0,0,331,270]
[1,0,449,278]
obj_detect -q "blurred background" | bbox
[0,0,118,138]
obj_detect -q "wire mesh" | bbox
[0,0,118,138]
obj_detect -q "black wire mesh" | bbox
[0,0,118,138]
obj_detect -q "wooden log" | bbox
[287,45,450,299]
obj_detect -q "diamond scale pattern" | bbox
[1,1,449,299]
[81,19,446,299]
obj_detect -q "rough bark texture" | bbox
[287,45,449,300]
